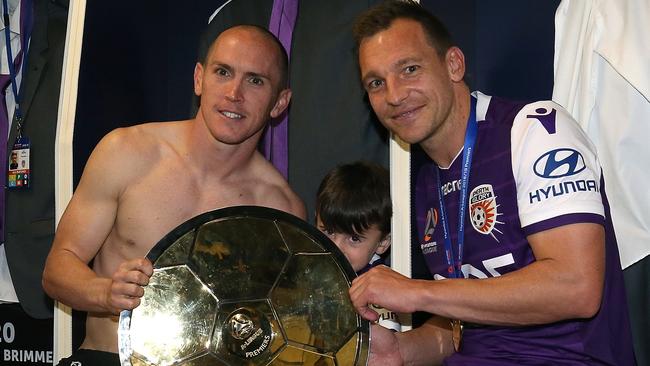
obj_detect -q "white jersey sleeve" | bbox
[510,100,604,228]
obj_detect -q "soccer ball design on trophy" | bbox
[118,206,369,366]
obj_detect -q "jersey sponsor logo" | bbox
[526,107,557,134]
[420,241,438,255]
[442,179,461,196]
[528,179,599,204]
[433,253,515,279]
[469,184,504,242]
[533,148,586,178]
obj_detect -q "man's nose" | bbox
[225,79,244,102]
[385,78,408,106]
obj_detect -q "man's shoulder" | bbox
[479,93,583,143]
[479,93,533,125]
[82,121,191,190]
[106,121,185,144]
[96,121,188,158]
[249,154,306,219]
[481,93,573,128]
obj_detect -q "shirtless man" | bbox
[42,25,306,365]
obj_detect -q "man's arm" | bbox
[368,315,454,366]
[350,222,604,326]
[42,129,153,314]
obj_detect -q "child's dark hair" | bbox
[316,161,391,237]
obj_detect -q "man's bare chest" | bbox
[111,171,259,252]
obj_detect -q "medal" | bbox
[451,319,463,352]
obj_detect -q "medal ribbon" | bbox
[435,96,477,279]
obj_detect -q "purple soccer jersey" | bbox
[414,92,635,365]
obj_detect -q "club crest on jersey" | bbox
[469,184,504,242]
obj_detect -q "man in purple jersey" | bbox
[348,1,636,365]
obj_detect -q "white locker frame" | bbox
[53,0,86,362]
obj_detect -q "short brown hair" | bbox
[353,0,454,57]
[200,24,289,88]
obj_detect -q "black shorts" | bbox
[56,349,119,366]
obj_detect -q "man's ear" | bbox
[193,62,204,96]
[270,88,292,118]
[446,46,466,83]
[375,233,391,255]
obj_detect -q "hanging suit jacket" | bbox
[4,0,68,319]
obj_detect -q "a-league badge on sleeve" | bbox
[7,136,30,189]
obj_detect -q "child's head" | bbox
[315,161,392,272]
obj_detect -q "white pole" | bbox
[53,0,86,363]
[389,135,412,330]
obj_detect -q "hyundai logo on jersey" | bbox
[533,148,586,178]
[528,179,599,204]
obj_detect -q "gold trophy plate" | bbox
[118,206,369,366]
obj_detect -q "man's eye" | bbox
[367,79,383,90]
[404,65,419,74]
[350,235,361,243]
[249,77,264,85]
[216,68,229,76]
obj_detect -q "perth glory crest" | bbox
[469,184,503,242]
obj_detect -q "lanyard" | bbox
[2,0,32,132]
[435,96,477,279]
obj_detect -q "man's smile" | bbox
[220,110,244,119]
[390,104,424,122]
